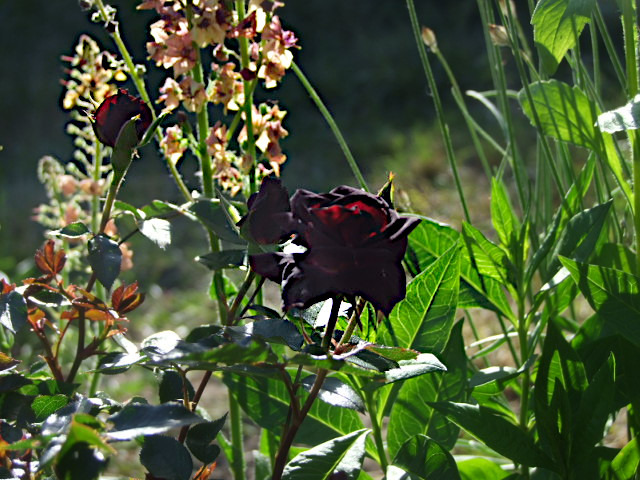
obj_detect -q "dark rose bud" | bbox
[238,177,298,244]
[93,89,152,147]
[248,181,420,315]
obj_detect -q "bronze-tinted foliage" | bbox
[34,240,66,278]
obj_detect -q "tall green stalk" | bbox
[291,62,369,192]
[406,0,471,222]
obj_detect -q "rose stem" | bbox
[92,0,192,202]
[321,297,342,351]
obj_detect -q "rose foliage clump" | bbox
[242,177,420,314]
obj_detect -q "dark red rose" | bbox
[238,177,299,244]
[93,89,152,147]
[249,184,420,315]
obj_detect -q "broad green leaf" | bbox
[593,242,637,275]
[31,394,69,422]
[386,322,467,456]
[54,222,91,238]
[53,441,108,480]
[560,257,640,347]
[186,414,226,464]
[519,80,596,149]
[140,435,192,480]
[158,370,195,404]
[462,222,512,285]
[0,290,28,333]
[457,458,509,480]
[490,177,518,250]
[406,218,513,319]
[196,249,247,271]
[597,94,640,133]
[379,243,460,354]
[189,199,245,244]
[222,373,371,455]
[519,81,632,203]
[282,429,369,480]
[547,201,612,279]
[386,465,421,480]
[391,435,460,480]
[609,436,640,479]
[139,218,171,249]
[469,366,517,397]
[571,355,615,468]
[532,0,596,74]
[430,402,555,469]
[140,199,182,218]
[226,318,304,351]
[301,376,364,412]
[534,321,587,469]
[106,403,203,440]
[87,234,121,290]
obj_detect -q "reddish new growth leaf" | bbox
[111,282,145,316]
[0,279,15,295]
[193,463,217,480]
[34,240,66,278]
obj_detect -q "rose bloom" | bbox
[243,178,420,315]
[93,89,152,147]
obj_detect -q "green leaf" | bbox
[281,428,370,480]
[457,458,509,480]
[196,249,247,270]
[386,321,467,456]
[547,201,612,278]
[189,199,245,244]
[407,218,513,319]
[54,441,108,480]
[462,222,511,284]
[54,222,91,238]
[519,81,633,204]
[141,199,182,218]
[140,435,193,480]
[519,80,597,149]
[186,414,226,464]
[139,218,171,249]
[391,435,460,480]
[571,355,615,467]
[560,257,640,347]
[31,394,69,422]
[301,376,364,413]
[106,403,203,440]
[223,373,370,453]
[597,94,640,133]
[87,234,121,290]
[609,436,640,479]
[490,177,519,249]
[139,111,169,147]
[534,321,587,470]
[430,401,555,469]
[532,0,597,74]
[0,290,28,333]
[379,243,460,354]
[226,318,304,351]
[594,242,638,275]
[158,370,195,404]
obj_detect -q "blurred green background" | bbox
[0,1,490,275]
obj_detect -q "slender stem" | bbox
[406,0,471,222]
[321,298,342,351]
[517,293,530,479]
[336,300,361,348]
[235,0,257,196]
[291,62,369,192]
[229,390,246,480]
[364,388,388,471]
[227,270,256,325]
[66,310,86,384]
[272,369,329,480]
